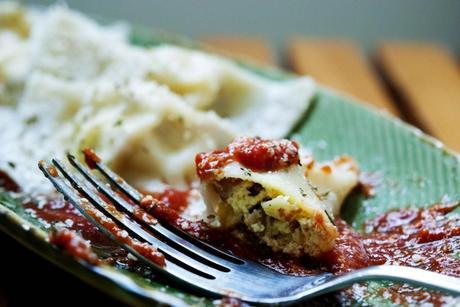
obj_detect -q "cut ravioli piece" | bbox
[196,137,338,257]
[302,154,360,216]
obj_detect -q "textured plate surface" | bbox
[294,89,460,228]
[0,24,459,306]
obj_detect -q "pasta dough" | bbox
[0,4,315,194]
[302,154,359,216]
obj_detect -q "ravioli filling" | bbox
[207,178,338,257]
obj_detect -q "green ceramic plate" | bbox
[0,23,459,306]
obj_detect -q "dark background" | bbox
[0,232,125,306]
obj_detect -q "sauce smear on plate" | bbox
[1,170,459,305]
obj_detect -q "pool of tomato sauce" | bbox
[1,169,459,305]
[150,200,460,305]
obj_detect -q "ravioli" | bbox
[196,137,339,257]
[147,45,315,138]
[18,74,235,188]
[0,4,316,194]
[23,5,315,141]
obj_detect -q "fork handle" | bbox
[326,265,460,294]
[276,265,460,305]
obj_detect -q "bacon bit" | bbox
[47,165,58,177]
[49,228,100,265]
[82,148,101,169]
[196,137,300,180]
[321,165,332,174]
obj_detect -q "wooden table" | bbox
[204,36,460,152]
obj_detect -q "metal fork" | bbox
[38,153,460,305]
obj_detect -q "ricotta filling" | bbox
[204,177,338,257]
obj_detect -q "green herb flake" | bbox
[324,210,335,226]
[299,187,307,197]
[25,115,38,125]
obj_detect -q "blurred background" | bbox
[20,0,460,151]
[20,0,460,54]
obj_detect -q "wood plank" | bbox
[202,36,275,65]
[378,42,460,151]
[288,39,399,116]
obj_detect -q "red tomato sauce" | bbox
[49,228,100,265]
[195,137,300,180]
[1,170,459,305]
[82,147,101,169]
[151,198,460,305]
[321,204,460,276]
[150,188,191,214]
[23,196,105,242]
[0,170,20,192]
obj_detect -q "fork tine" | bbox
[85,153,142,203]
[66,153,234,272]
[38,161,231,298]
[82,151,245,264]
[39,159,460,305]
[51,158,226,278]
[38,161,164,269]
